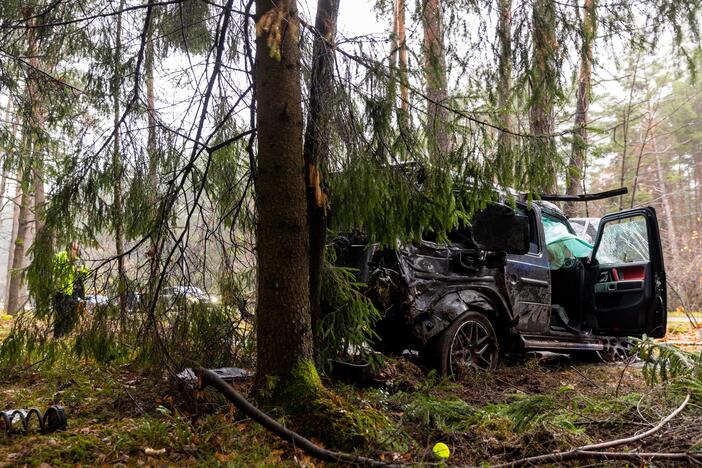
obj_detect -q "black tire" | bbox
[433,311,499,378]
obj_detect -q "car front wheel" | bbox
[434,311,499,378]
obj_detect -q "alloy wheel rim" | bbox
[449,319,497,375]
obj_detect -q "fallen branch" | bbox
[194,368,395,467]
[492,394,691,467]
[575,450,702,462]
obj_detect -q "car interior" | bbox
[543,209,657,336]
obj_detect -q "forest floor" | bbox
[0,317,700,467]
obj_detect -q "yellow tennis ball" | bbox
[432,442,450,459]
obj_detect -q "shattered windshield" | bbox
[542,214,593,269]
[595,216,649,264]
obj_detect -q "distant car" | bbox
[160,286,213,304]
[569,217,600,244]
[125,291,143,311]
[84,294,109,311]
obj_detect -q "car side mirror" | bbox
[471,203,530,254]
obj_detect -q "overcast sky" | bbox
[300,0,385,38]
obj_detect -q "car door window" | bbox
[595,215,649,264]
[542,214,593,269]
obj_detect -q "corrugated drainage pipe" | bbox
[194,367,396,467]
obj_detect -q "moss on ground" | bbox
[0,348,700,466]
[277,360,407,453]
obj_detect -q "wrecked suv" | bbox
[335,191,667,377]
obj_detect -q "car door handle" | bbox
[520,277,549,287]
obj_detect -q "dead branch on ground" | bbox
[492,394,692,467]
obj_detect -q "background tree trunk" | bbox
[529,0,558,193]
[564,0,596,217]
[496,0,513,185]
[396,0,409,115]
[254,0,314,388]
[695,151,702,248]
[619,50,642,210]
[146,18,161,289]
[5,185,20,308]
[304,0,340,350]
[422,0,449,161]
[0,100,14,214]
[6,131,32,315]
[652,133,678,258]
[1,101,18,305]
[113,0,127,319]
[24,6,47,242]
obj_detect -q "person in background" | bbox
[52,241,89,338]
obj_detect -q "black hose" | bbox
[194,367,394,467]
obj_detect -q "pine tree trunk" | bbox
[529,0,558,193]
[6,131,32,315]
[695,151,702,248]
[0,100,17,304]
[629,105,655,209]
[389,2,398,98]
[619,50,642,210]
[24,6,47,242]
[20,194,35,306]
[0,100,14,213]
[5,184,20,308]
[146,19,160,288]
[396,0,409,115]
[254,0,314,387]
[652,134,678,258]
[0,171,7,216]
[422,0,449,161]
[564,0,596,217]
[496,0,513,184]
[304,0,339,350]
[113,0,127,319]
[6,191,29,315]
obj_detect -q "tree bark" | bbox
[396,0,409,114]
[629,106,655,209]
[389,2,398,91]
[146,16,161,288]
[0,100,18,304]
[422,0,449,161]
[6,132,32,315]
[496,0,513,184]
[619,50,642,210]
[652,133,678,258]
[23,6,47,242]
[695,151,702,248]
[254,0,314,388]
[0,100,14,214]
[5,184,21,308]
[529,0,558,193]
[564,0,596,217]
[304,0,339,351]
[113,0,127,319]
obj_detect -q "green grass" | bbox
[0,336,696,466]
[668,310,702,319]
[0,352,300,466]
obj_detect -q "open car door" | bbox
[589,208,667,338]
